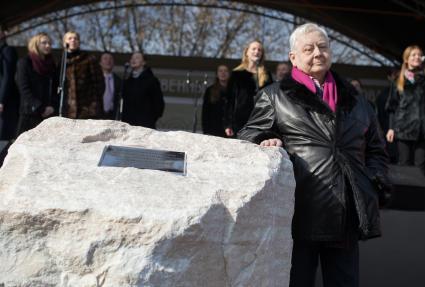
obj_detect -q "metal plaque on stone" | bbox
[98,145,187,175]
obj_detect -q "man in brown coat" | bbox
[63,31,104,119]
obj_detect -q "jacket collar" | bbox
[66,50,88,64]
[132,66,153,79]
[405,70,425,86]
[279,70,358,116]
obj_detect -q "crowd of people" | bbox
[201,39,425,174]
[0,22,424,287]
[1,27,423,167]
[199,23,422,287]
[0,27,296,143]
[0,29,165,141]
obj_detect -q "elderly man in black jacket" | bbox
[239,23,389,287]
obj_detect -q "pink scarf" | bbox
[29,53,56,76]
[404,70,415,84]
[291,67,338,112]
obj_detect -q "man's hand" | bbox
[386,129,394,143]
[260,138,283,147]
[225,128,234,137]
[0,103,3,113]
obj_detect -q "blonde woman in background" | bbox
[223,40,272,137]
[386,45,425,170]
[16,32,58,135]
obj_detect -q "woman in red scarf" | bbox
[16,32,58,135]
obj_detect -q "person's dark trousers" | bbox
[289,240,359,287]
[397,140,425,169]
[386,140,398,164]
[101,110,115,120]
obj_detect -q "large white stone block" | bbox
[0,117,295,287]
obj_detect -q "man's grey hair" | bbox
[289,23,329,52]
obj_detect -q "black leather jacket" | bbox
[239,72,389,241]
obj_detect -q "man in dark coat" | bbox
[122,52,164,129]
[99,52,122,120]
[238,23,389,287]
[0,26,19,140]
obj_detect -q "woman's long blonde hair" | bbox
[396,45,423,93]
[234,40,269,87]
[27,32,51,58]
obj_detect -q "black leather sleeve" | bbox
[365,101,389,175]
[237,87,281,144]
[364,100,392,206]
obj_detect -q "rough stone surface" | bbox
[0,117,295,287]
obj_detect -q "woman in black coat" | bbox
[202,65,229,137]
[122,52,164,129]
[223,40,272,137]
[16,32,58,135]
[386,45,425,169]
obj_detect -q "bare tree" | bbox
[213,11,249,58]
[5,0,392,66]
